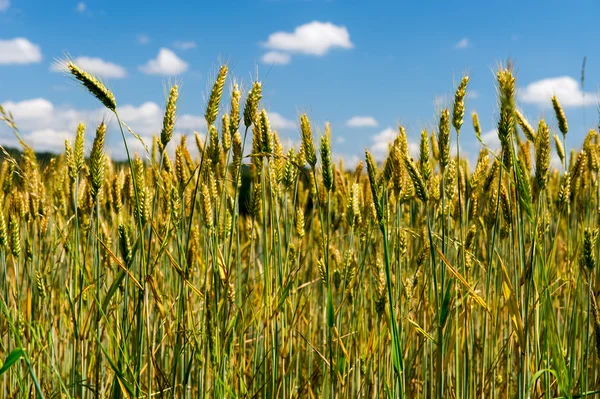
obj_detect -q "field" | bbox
[0,61,598,398]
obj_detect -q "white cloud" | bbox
[178,114,206,130]
[261,51,291,65]
[139,48,188,75]
[0,0,10,12]
[26,129,73,153]
[0,98,206,158]
[268,112,295,130]
[408,143,419,158]
[2,98,55,121]
[0,98,101,152]
[52,56,127,79]
[113,102,206,139]
[76,2,86,12]
[137,34,151,45]
[117,103,164,133]
[371,126,419,162]
[345,116,378,128]
[173,41,197,50]
[0,38,42,65]
[263,21,353,56]
[333,152,360,170]
[481,129,500,150]
[277,135,298,147]
[551,153,562,170]
[371,127,396,160]
[455,38,470,49]
[520,76,600,107]
[370,126,418,162]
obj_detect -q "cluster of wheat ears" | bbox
[0,61,599,399]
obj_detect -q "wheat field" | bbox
[0,61,598,399]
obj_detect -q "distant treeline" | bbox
[1,146,59,166]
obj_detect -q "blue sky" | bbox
[1,0,599,165]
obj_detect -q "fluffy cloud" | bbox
[23,129,73,153]
[52,56,127,78]
[173,41,197,50]
[345,116,378,128]
[0,0,10,12]
[455,38,470,49]
[0,98,89,152]
[76,2,86,12]
[520,76,600,107]
[261,51,291,65]
[268,112,295,130]
[371,127,396,160]
[263,21,353,56]
[2,98,55,123]
[0,98,206,158]
[480,129,500,150]
[332,152,361,170]
[139,48,188,75]
[0,38,42,65]
[370,126,417,161]
[178,114,206,131]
